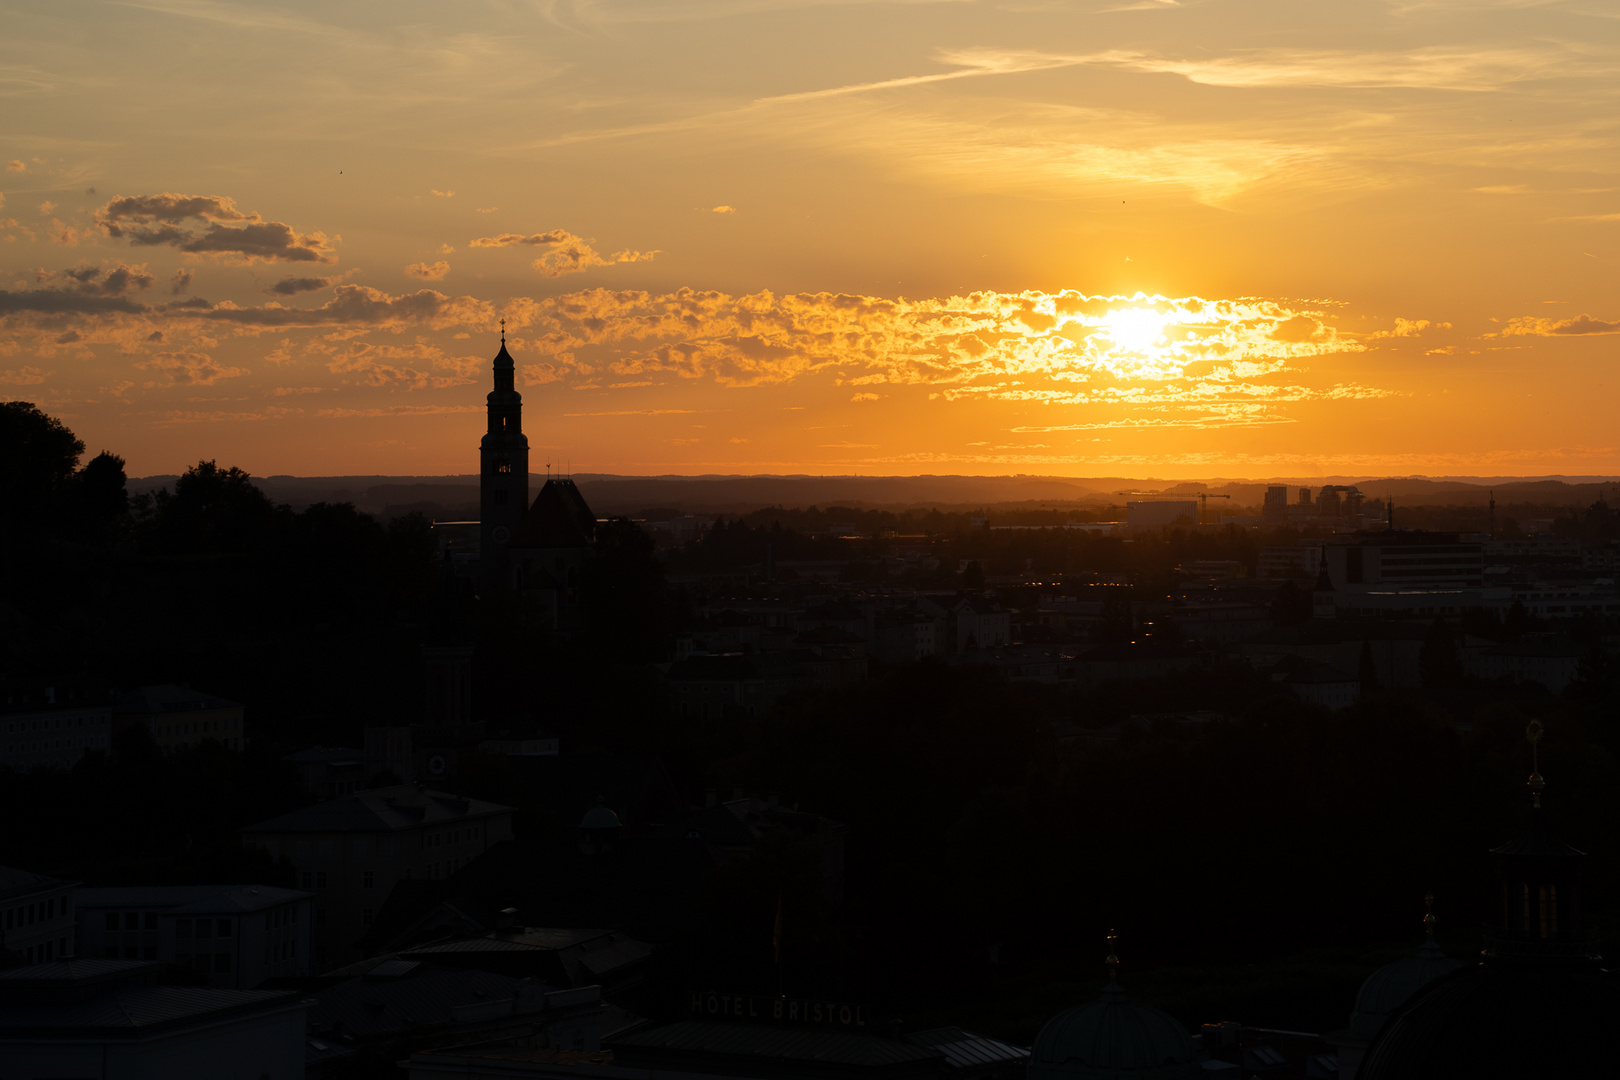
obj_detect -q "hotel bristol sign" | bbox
[690,990,868,1030]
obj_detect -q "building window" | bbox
[495,489,508,505]
[362,870,374,889]
[105,947,118,958]
[124,912,139,931]
[144,912,158,930]
[301,871,313,889]
[317,840,333,859]
[362,908,374,926]
[295,841,310,860]
[317,871,328,889]
[143,946,157,960]
[105,912,118,932]
[217,919,232,937]
[177,918,192,939]
[352,838,368,858]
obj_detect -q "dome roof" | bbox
[580,798,622,830]
[1346,936,1466,1041]
[1028,980,1200,1080]
[1358,959,1620,1079]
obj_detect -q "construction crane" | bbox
[1116,491,1231,524]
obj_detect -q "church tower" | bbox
[480,323,529,590]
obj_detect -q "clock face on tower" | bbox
[493,525,511,544]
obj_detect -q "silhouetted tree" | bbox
[70,450,128,541]
[1420,617,1464,689]
[582,517,675,662]
[0,400,83,545]
[1358,639,1380,691]
[157,459,278,552]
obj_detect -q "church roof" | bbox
[1357,961,1620,1079]
[511,478,597,549]
[1342,936,1466,1042]
[1492,814,1585,858]
[1028,979,1200,1080]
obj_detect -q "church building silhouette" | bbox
[478,327,597,629]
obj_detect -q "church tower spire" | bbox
[480,320,530,590]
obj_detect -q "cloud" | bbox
[851,392,880,401]
[470,229,660,277]
[135,350,250,386]
[195,284,492,330]
[533,243,658,279]
[0,366,50,384]
[1497,313,1620,336]
[439,243,455,254]
[170,269,193,295]
[5,161,25,173]
[37,201,55,216]
[475,207,498,214]
[709,205,737,214]
[266,275,336,296]
[470,230,580,248]
[95,192,335,264]
[37,263,157,296]
[406,261,450,281]
[1369,317,1452,339]
[431,189,454,198]
[322,339,482,391]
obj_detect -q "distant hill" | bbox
[125,472,1619,517]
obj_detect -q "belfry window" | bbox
[497,459,512,474]
[1541,885,1557,938]
[495,490,508,505]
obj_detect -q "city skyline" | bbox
[4,0,1619,478]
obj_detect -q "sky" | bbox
[2,0,1618,479]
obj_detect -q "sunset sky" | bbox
[3,0,1618,479]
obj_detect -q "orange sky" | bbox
[3,0,1618,479]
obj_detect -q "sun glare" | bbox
[1099,307,1174,354]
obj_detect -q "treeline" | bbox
[1,402,441,744]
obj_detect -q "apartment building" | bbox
[240,786,516,969]
[0,684,113,771]
[0,866,77,965]
[114,683,245,752]
[75,884,312,989]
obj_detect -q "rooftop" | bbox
[75,884,312,914]
[242,786,515,835]
[0,960,301,1035]
[0,865,73,903]
[114,684,241,715]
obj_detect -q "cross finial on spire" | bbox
[1105,929,1120,980]
[500,317,506,344]
[1527,719,1546,809]
[1423,890,1436,939]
